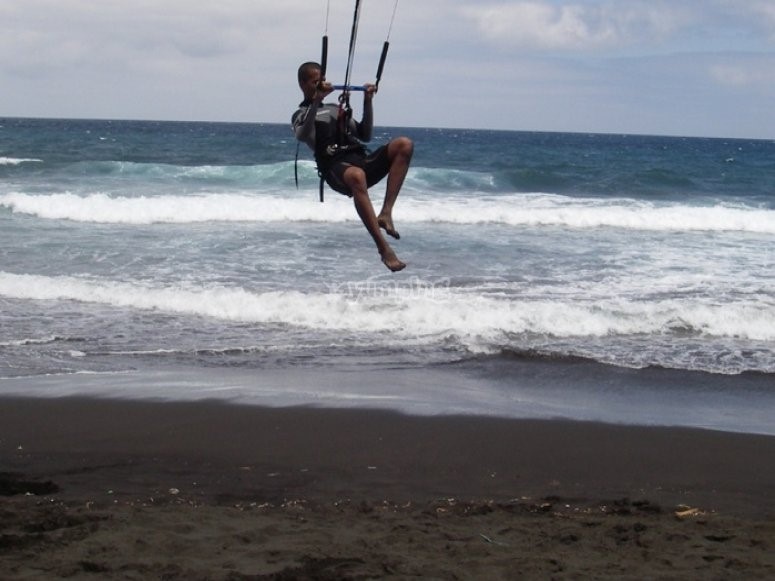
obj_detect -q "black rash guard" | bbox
[292,101,369,174]
[292,99,390,196]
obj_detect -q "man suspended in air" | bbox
[292,62,413,272]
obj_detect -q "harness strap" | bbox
[294,140,301,189]
[336,100,351,147]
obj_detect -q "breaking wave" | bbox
[2,190,773,233]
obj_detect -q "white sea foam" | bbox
[1,191,773,233]
[0,157,43,166]
[405,194,775,233]
[1,271,772,343]
[0,191,354,224]
[0,336,63,347]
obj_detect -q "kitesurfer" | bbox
[292,61,413,272]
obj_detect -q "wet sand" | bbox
[2,396,774,578]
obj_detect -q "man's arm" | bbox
[357,84,376,142]
[294,82,334,144]
[295,100,321,144]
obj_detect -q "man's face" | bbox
[301,67,322,98]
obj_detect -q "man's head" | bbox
[298,61,321,87]
[297,61,335,102]
[298,62,324,101]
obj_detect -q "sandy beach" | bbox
[2,396,774,579]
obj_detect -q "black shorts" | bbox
[323,146,390,196]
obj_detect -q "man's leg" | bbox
[377,137,413,240]
[343,165,406,272]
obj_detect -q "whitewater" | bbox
[2,188,775,233]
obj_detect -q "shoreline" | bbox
[2,395,775,578]
[4,360,775,437]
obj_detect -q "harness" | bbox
[293,99,364,202]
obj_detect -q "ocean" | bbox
[1,117,774,434]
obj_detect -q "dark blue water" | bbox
[2,118,774,433]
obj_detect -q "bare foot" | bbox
[377,214,400,240]
[380,248,406,272]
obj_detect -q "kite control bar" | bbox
[320,0,395,96]
[332,84,368,91]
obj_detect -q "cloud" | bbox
[0,1,312,74]
[709,56,775,87]
[1,1,774,138]
[461,1,690,51]
[0,0,322,121]
[749,1,775,40]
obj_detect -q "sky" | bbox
[1,0,774,139]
